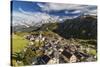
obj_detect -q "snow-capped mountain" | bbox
[12,11,80,28]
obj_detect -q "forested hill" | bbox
[53,16,97,39]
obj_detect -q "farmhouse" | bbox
[61,50,77,63]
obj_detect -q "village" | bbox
[16,32,97,65]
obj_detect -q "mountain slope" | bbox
[53,16,97,39]
[12,15,97,39]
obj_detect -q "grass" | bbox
[88,49,97,56]
[12,34,29,54]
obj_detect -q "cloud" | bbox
[12,4,97,26]
[12,7,62,26]
[37,3,83,11]
[12,7,80,27]
[71,10,81,14]
[65,11,69,14]
[65,10,81,15]
[85,9,97,15]
[37,3,97,15]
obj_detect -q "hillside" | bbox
[12,15,97,39]
[53,16,97,39]
[12,34,29,54]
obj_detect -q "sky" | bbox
[11,0,97,26]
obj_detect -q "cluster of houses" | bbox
[23,33,94,65]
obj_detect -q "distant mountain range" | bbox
[12,15,97,39]
[12,12,79,31]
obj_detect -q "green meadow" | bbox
[12,33,29,54]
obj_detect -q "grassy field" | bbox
[12,34,29,54]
